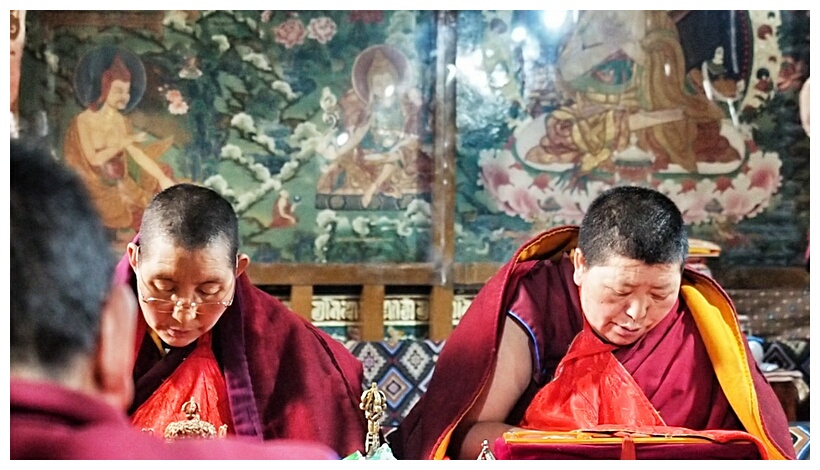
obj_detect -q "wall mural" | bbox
[454,10,810,267]
[19,10,436,262]
[18,10,809,270]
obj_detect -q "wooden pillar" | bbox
[429,10,458,341]
[289,285,314,322]
[360,285,385,341]
[429,285,454,341]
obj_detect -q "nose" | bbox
[624,297,648,322]
[170,300,197,323]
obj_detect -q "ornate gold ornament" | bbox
[163,397,228,440]
[359,382,387,457]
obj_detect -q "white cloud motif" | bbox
[351,217,371,236]
[241,51,272,71]
[203,175,236,200]
[252,133,279,154]
[314,233,331,260]
[288,121,331,160]
[320,87,338,111]
[272,80,298,101]
[278,160,299,180]
[230,112,256,134]
[405,199,431,226]
[220,144,243,160]
[316,209,338,232]
[163,11,194,33]
[212,35,231,53]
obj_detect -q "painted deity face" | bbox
[370,71,397,100]
[573,251,681,346]
[106,79,131,111]
[130,239,237,348]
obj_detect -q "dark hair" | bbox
[11,139,116,372]
[139,183,238,266]
[578,186,688,269]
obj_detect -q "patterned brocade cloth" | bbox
[345,339,444,432]
[790,422,810,460]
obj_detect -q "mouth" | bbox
[615,324,641,335]
[166,329,192,338]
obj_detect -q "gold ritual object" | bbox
[163,396,228,440]
[359,382,387,457]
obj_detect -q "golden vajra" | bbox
[163,396,228,440]
[359,382,386,457]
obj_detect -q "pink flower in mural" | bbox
[261,10,272,23]
[746,151,783,194]
[478,150,513,201]
[531,173,550,191]
[164,89,189,115]
[548,181,608,224]
[307,17,337,44]
[497,185,543,222]
[720,173,769,220]
[349,11,383,24]
[549,190,588,224]
[714,176,734,192]
[478,149,551,221]
[273,18,307,49]
[165,89,183,102]
[168,100,189,115]
[671,179,719,225]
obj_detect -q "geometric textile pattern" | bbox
[399,341,433,381]
[349,342,388,384]
[762,338,810,386]
[345,339,445,432]
[790,422,810,460]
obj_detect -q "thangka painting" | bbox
[454,10,810,267]
[19,10,436,263]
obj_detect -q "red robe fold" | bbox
[520,321,665,431]
[11,378,339,459]
[114,236,368,457]
[387,225,795,460]
[131,331,234,436]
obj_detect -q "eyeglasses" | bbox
[135,246,236,317]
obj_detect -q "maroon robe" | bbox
[11,378,339,459]
[114,242,368,458]
[387,225,795,460]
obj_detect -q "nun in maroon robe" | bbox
[113,241,368,458]
[387,226,795,460]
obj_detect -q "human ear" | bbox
[94,283,137,411]
[126,242,139,271]
[572,249,586,286]
[235,253,251,278]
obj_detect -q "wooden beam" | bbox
[453,262,503,287]
[38,11,165,35]
[247,262,437,286]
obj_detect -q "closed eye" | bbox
[608,287,629,297]
[152,280,175,292]
[651,292,672,301]
[198,283,224,297]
